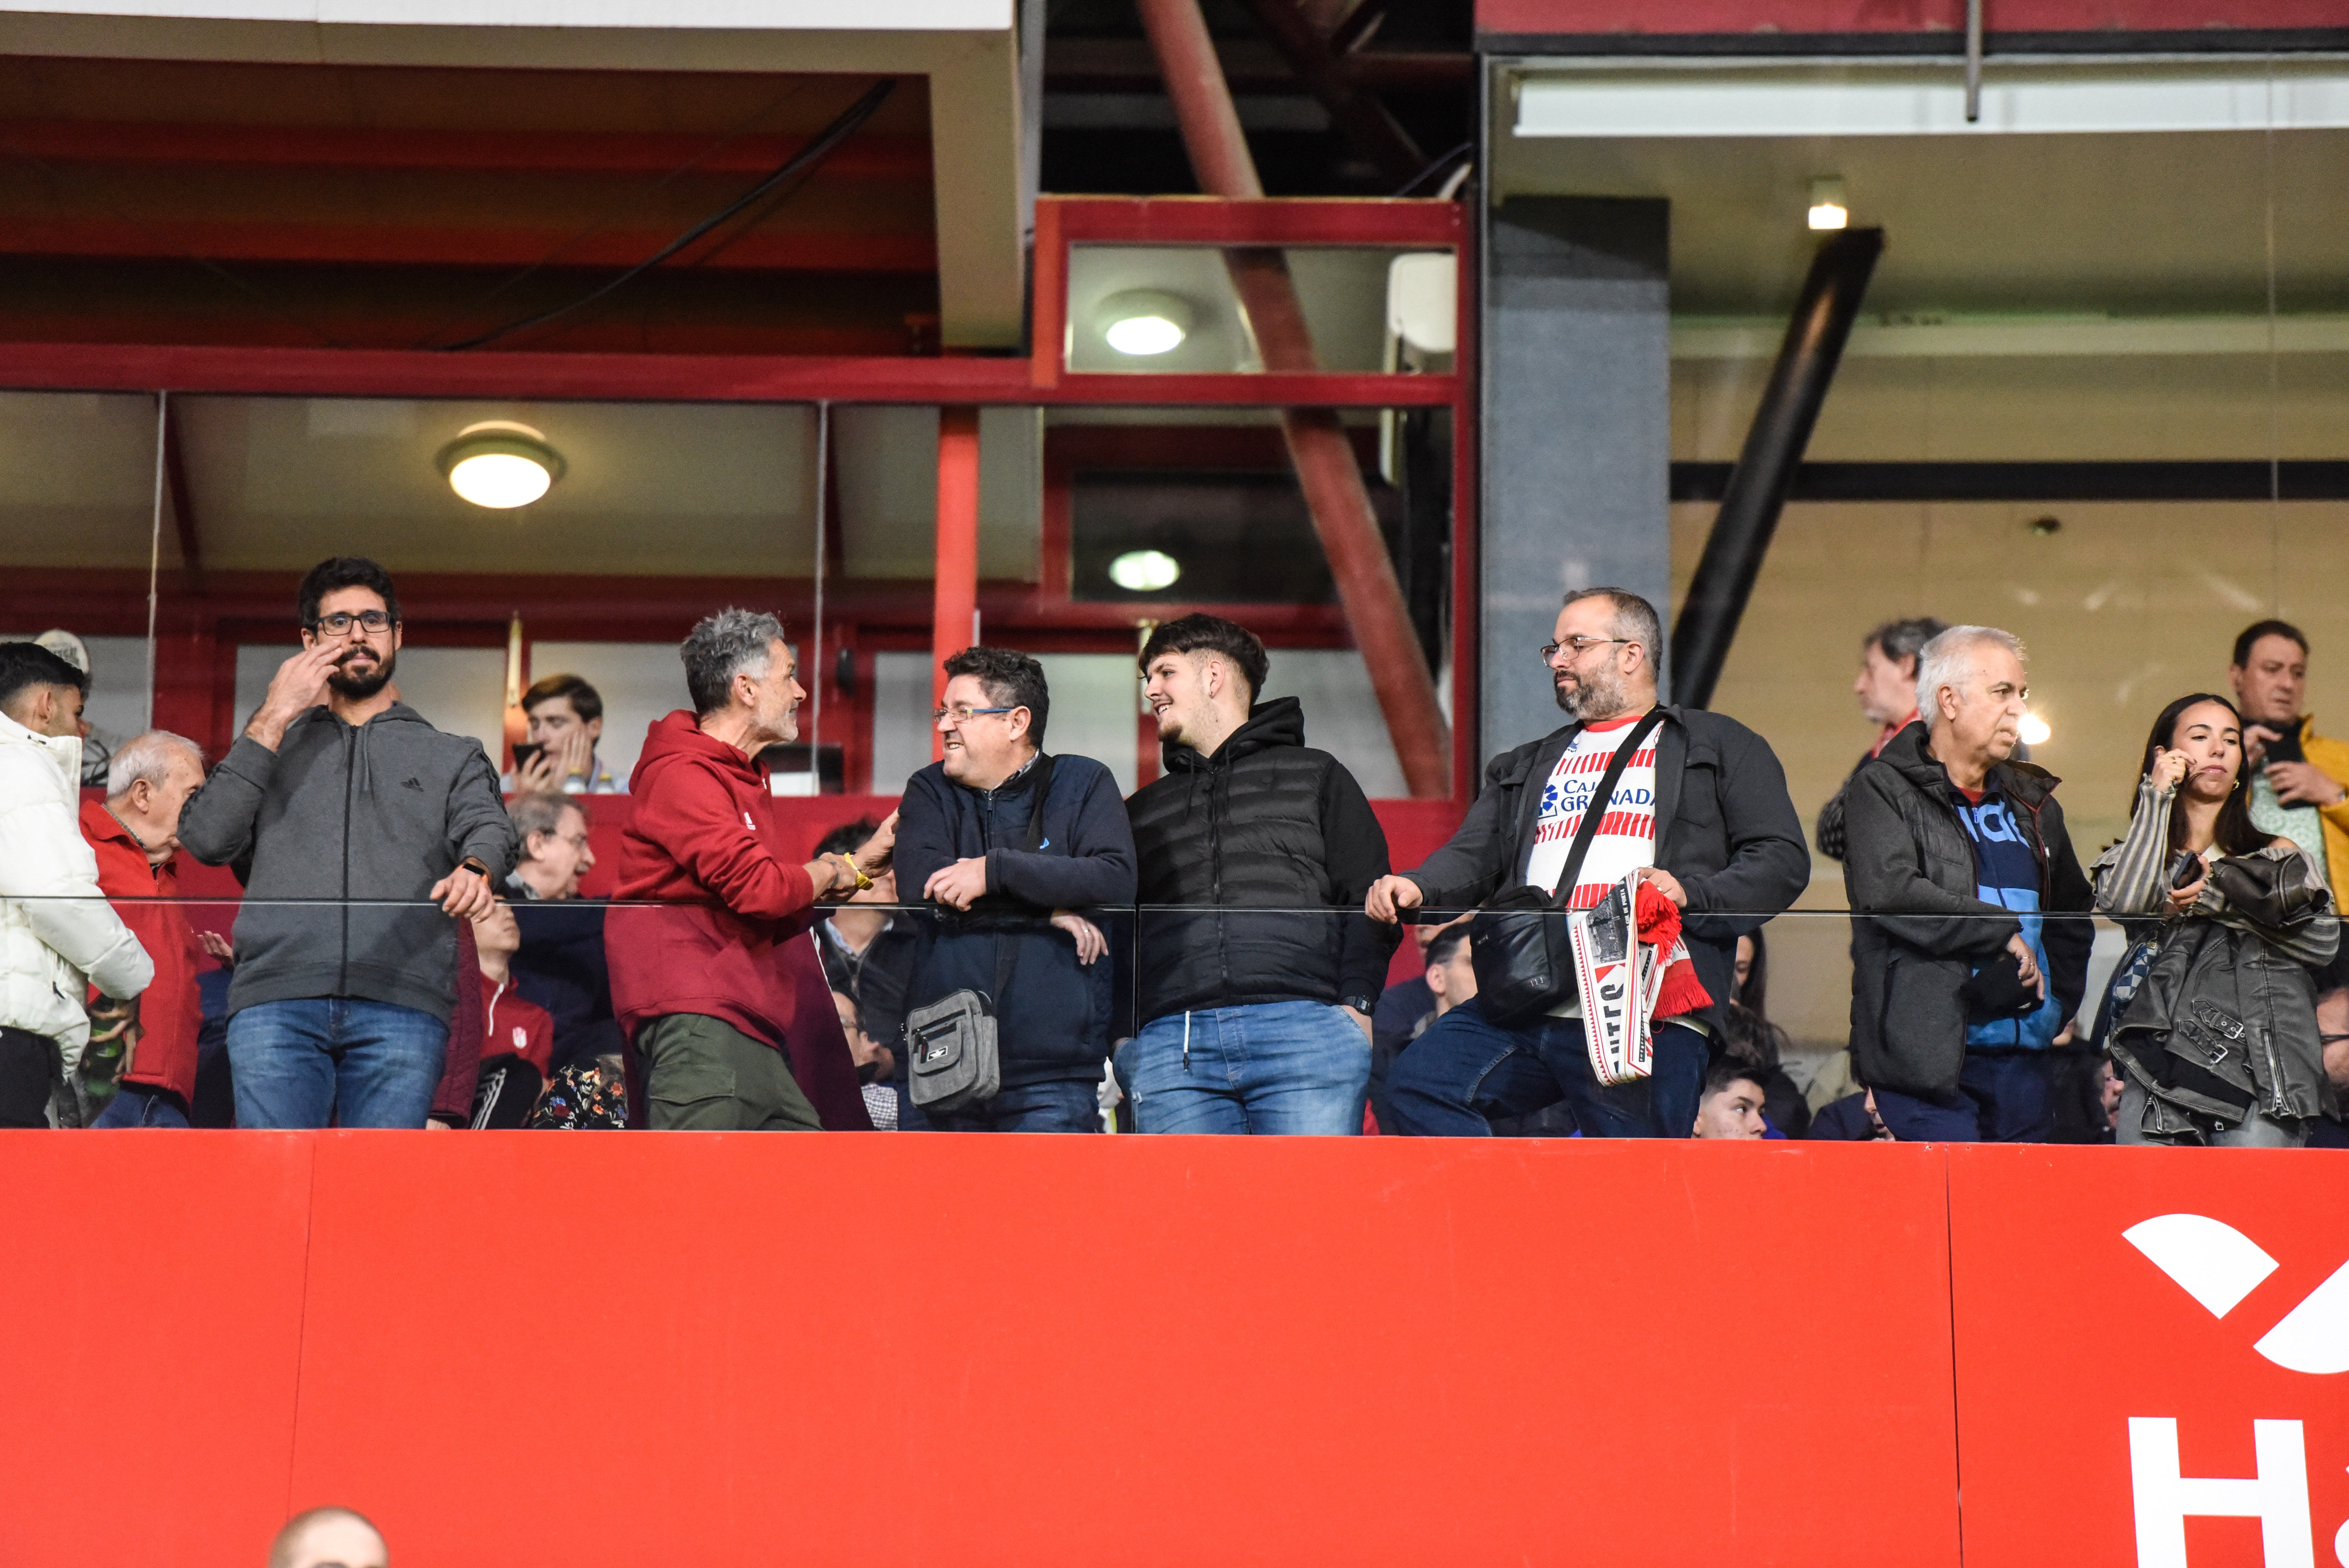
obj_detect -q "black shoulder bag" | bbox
[1468,711,1668,1028]
[905,755,1056,1115]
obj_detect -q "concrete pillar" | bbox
[1481,196,1672,754]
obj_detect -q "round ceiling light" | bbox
[437,421,564,509]
[2019,711,2051,747]
[1098,290,1193,357]
[1109,549,1182,592]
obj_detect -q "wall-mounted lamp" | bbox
[1109,549,1182,592]
[437,421,564,509]
[1807,177,1850,232]
[1098,290,1193,357]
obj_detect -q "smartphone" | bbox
[509,741,545,774]
[2262,727,2305,767]
[2169,850,2205,890]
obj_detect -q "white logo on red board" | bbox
[2124,1214,2349,1375]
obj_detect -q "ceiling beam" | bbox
[161,397,203,593]
[0,120,932,179]
[0,219,937,273]
[1232,0,1426,185]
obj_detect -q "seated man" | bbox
[506,672,625,793]
[470,897,557,1128]
[504,790,624,1069]
[813,817,918,1115]
[83,731,210,1128]
[1691,1058,1770,1139]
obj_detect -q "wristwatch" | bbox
[832,853,873,892]
[1341,992,1378,1015]
[460,856,491,880]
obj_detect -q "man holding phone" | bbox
[2230,620,2349,915]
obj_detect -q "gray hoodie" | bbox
[179,703,518,1024]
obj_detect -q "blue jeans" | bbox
[899,1077,1101,1133]
[1386,997,1708,1138]
[91,1083,191,1128]
[1116,1000,1370,1135]
[226,998,447,1130]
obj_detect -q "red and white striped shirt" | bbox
[1523,715,1658,909]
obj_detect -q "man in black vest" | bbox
[1121,615,1397,1134]
[894,647,1135,1132]
[1367,587,1809,1138]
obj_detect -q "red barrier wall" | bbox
[11,1136,2338,1567]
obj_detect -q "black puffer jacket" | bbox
[1126,698,1398,1023]
[1842,722,2093,1097]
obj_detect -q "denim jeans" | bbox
[1385,998,1708,1139]
[900,1076,1101,1133]
[226,998,448,1129]
[1116,999,1370,1135]
[91,1083,192,1129]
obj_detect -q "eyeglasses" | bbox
[1541,636,1630,663]
[932,704,1016,724]
[309,610,394,636]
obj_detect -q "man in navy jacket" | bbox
[893,647,1137,1132]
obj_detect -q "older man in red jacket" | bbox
[83,732,209,1127]
[606,609,894,1130]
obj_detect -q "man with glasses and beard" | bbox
[178,557,517,1129]
[1367,587,1809,1139]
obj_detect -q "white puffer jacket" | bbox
[0,709,152,1071]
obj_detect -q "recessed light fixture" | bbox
[437,421,564,509]
[2020,712,2052,746]
[1098,290,1193,357]
[1109,549,1182,592]
[1807,177,1849,232]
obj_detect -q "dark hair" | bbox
[2135,693,2267,858]
[1139,614,1271,703]
[813,817,880,860]
[2232,619,2308,670]
[1561,586,1664,675]
[0,640,89,714]
[1736,927,1768,1018]
[1718,1002,1788,1072]
[298,556,401,628]
[1863,617,1949,675]
[522,672,604,725]
[1425,925,1469,968]
[943,646,1050,747]
[1702,1053,1768,1098]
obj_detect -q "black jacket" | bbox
[1400,705,1810,1035]
[1125,697,1398,1023]
[507,896,626,1072]
[1841,722,2094,1098]
[895,752,1137,1086]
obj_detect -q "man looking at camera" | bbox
[178,556,518,1130]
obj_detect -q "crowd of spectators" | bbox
[5,555,2346,1147]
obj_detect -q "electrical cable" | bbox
[1392,140,1471,198]
[432,78,897,352]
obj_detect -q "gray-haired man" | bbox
[605,608,894,1130]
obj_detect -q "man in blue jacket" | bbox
[893,647,1136,1132]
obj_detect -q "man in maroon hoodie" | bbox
[606,609,895,1130]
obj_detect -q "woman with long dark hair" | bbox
[2092,692,2339,1146]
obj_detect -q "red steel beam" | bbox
[930,406,982,759]
[0,120,931,180]
[0,218,936,274]
[1132,0,1453,797]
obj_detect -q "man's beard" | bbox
[1554,665,1628,722]
[327,647,396,700]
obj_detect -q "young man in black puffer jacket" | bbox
[1121,615,1398,1134]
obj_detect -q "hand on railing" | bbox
[1364,874,1422,924]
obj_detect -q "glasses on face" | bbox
[310,610,393,636]
[1541,636,1629,664]
[933,704,1016,725]
[556,832,592,852]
